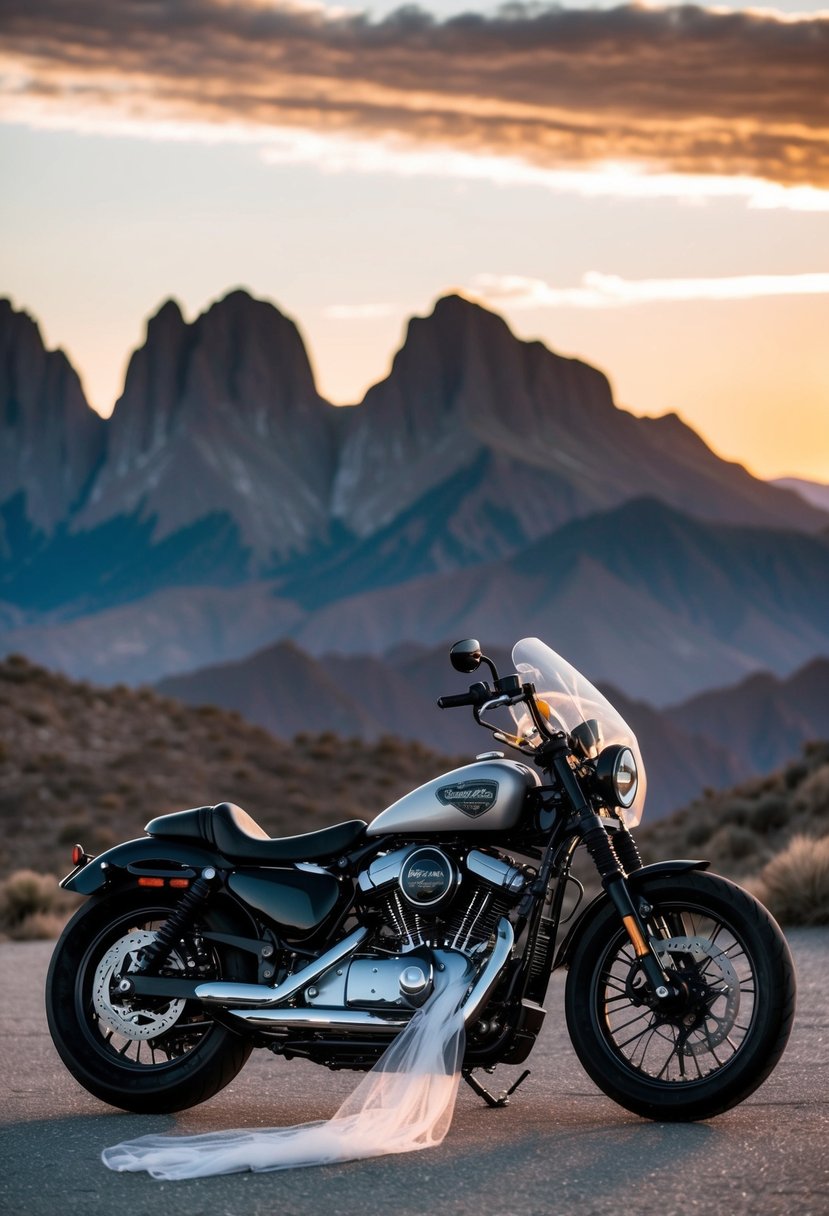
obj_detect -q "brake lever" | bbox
[479,691,526,715]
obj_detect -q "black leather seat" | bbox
[145,802,367,864]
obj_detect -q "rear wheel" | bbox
[46,888,255,1113]
[565,871,795,1120]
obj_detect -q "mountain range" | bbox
[1,288,828,710]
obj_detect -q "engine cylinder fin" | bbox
[449,888,490,952]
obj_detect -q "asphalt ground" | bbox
[1,928,827,1216]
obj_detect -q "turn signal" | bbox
[137,877,165,888]
[169,878,190,889]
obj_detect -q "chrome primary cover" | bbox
[367,759,540,836]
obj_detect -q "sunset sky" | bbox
[1,0,827,482]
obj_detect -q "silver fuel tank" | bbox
[367,758,541,836]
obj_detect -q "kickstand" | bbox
[463,1068,531,1108]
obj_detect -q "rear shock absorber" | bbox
[136,867,217,975]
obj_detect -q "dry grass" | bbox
[746,835,829,926]
[638,740,829,925]
[0,868,80,940]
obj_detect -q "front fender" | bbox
[61,836,235,895]
[553,859,710,970]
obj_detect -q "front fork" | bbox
[584,830,676,998]
[553,753,678,1000]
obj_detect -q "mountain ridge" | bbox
[0,299,106,537]
[2,288,828,704]
[2,290,825,559]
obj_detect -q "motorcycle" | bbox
[47,637,795,1122]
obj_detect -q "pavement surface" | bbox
[1,928,827,1216]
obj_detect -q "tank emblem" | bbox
[436,780,499,817]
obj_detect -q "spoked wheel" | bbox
[565,871,796,1120]
[46,889,255,1113]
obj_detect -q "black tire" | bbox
[46,888,256,1113]
[564,871,796,1121]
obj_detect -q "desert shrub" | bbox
[793,765,829,814]
[720,798,754,828]
[38,750,69,772]
[784,761,808,790]
[706,824,760,864]
[295,794,327,817]
[0,869,60,931]
[752,792,789,833]
[684,817,715,848]
[57,820,89,845]
[91,826,117,851]
[1,654,36,683]
[749,834,829,925]
[12,910,68,940]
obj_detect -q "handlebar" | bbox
[437,665,561,756]
[437,686,488,709]
[437,684,525,711]
[437,676,560,759]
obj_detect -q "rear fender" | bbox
[60,836,234,895]
[553,859,710,970]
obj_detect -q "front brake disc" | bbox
[653,934,740,1053]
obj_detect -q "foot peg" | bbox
[463,1067,531,1108]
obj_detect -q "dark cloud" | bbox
[2,0,827,186]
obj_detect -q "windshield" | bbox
[509,637,647,828]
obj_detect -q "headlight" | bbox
[596,745,639,809]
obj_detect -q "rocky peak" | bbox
[331,292,618,534]
[391,293,616,428]
[0,298,105,533]
[103,297,190,464]
[74,289,338,561]
[106,290,327,454]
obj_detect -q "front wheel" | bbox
[564,871,795,1121]
[46,888,256,1113]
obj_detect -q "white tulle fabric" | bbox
[101,966,469,1179]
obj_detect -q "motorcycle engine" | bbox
[358,845,528,955]
[303,846,529,1016]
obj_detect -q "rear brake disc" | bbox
[92,929,185,1040]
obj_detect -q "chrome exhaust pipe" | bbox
[459,916,513,1024]
[221,917,515,1037]
[227,1006,410,1033]
[195,926,369,1008]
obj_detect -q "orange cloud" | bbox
[1,1,828,186]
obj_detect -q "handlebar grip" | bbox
[437,692,477,709]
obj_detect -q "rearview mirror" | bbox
[449,639,482,674]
